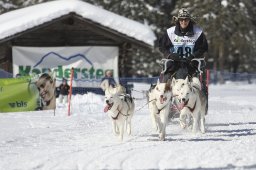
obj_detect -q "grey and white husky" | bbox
[104,85,135,141]
[147,80,172,140]
[172,77,207,133]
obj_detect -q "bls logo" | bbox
[9,101,28,108]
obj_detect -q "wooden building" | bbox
[0,0,156,77]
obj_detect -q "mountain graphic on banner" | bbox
[33,52,94,68]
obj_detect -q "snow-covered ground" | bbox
[0,83,256,170]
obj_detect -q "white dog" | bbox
[147,81,172,141]
[104,85,135,141]
[172,77,207,133]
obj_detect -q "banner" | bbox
[12,46,119,87]
[0,73,56,113]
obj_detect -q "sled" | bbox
[159,58,209,119]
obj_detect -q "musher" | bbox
[158,8,208,82]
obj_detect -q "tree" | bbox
[174,0,256,73]
[84,0,177,77]
[1,0,256,76]
[0,0,17,13]
[0,0,52,14]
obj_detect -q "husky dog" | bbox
[147,81,172,141]
[173,77,207,133]
[104,84,135,141]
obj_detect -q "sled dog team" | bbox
[103,76,207,141]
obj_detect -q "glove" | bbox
[186,54,195,62]
[190,60,199,70]
[167,53,181,60]
[159,59,174,73]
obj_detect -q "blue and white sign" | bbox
[12,46,119,87]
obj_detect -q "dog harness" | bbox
[111,96,132,120]
[156,97,173,115]
[185,100,196,112]
[183,85,197,112]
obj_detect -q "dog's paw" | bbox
[200,128,206,134]
[159,133,165,141]
[179,121,186,129]
[119,135,124,142]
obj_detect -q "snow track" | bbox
[1,84,256,169]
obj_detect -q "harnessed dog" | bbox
[104,85,135,141]
[147,80,173,141]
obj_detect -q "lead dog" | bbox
[104,85,135,141]
[172,77,207,133]
[147,80,172,140]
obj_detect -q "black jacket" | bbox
[158,23,208,60]
[59,84,70,95]
[101,77,116,87]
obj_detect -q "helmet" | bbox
[177,8,191,19]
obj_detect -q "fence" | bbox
[1,69,256,96]
[70,77,158,95]
[210,70,255,84]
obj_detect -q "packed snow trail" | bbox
[0,84,256,170]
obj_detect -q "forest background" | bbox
[1,0,255,77]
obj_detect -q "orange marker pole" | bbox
[68,68,74,116]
